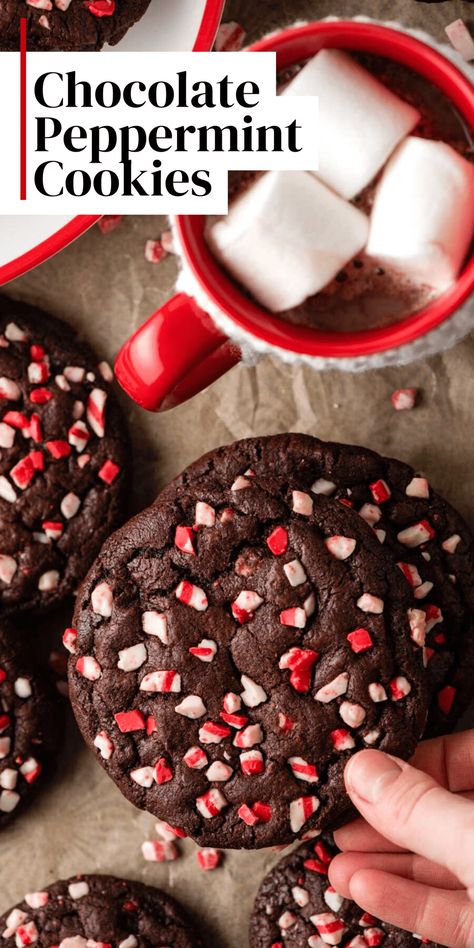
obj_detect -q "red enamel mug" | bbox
[115,20,474,412]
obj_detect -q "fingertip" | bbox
[347,867,378,909]
[344,749,403,805]
[327,852,353,899]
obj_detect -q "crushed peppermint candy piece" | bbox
[315,673,349,703]
[445,19,474,60]
[397,520,435,547]
[391,388,417,411]
[197,847,222,870]
[196,788,228,819]
[175,580,208,611]
[290,795,320,833]
[325,536,356,559]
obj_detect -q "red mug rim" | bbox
[193,0,225,52]
[176,20,474,359]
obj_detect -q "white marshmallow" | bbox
[207,170,369,312]
[282,49,420,199]
[367,137,474,290]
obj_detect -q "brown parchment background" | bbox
[1,1,474,944]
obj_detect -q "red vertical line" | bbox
[20,17,27,201]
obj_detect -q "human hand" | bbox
[329,731,474,947]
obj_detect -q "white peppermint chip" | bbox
[0,476,17,504]
[0,377,20,401]
[292,490,313,516]
[368,683,388,703]
[325,536,356,560]
[292,885,310,907]
[175,695,207,719]
[0,769,18,790]
[91,581,113,617]
[406,476,430,499]
[283,559,307,587]
[324,888,344,913]
[0,555,17,585]
[60,492,81,519]
[14,677,32,698]
[117,643,147,672]
[195,501,216,526]
[142,610,168,643]
[93,730,114,760]
[0,423,15,448]
[339,701,366,728]
[315,672,349,703]
[68,882,90,899]
[38,570,59,591]
[0,789,20,813]
[311,478,336,496]
[240,674,267,707]
[359,503,381,525]
[278,911,297,930]
[24,892,49,909]
[130,766,154,788]
[357,593,384,614]
[206,761,233,782]
[64,366,85,383]
[0,737,11,758]
[5,322,28,343]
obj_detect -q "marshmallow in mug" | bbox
[367,137,474,291]
[282,49,420,200]
[206,170,369,312]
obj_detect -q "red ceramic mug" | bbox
[115,20,474,411]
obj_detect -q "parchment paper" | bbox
[1,2,474,945]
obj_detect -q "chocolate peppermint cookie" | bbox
[0,1,151,52]
[0,295,130,614]
[68,439,426,849]
[0,874,202,948]
[0,623,59,828]
[250,836,440,947]
[161,435,474,737]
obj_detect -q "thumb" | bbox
[344,749,474,888]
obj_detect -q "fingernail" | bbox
[345,750,402,804]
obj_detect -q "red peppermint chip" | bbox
[84,0,116,16]
[266,526,289,555]
[98,460,121,484]
[347,628,373,654]
[114,710,146,733]
[437,684,456,715]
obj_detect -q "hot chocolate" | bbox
[211,52,474,333]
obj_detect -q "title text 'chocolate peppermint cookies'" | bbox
[68,437,426,849]
[162,435,474,738]
[250,835,440,947]
[0,874,203,948]
[0,296,130,615]
[0,1,151,52]
[0,622,59,828]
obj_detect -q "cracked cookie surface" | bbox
[0,296,130,615]
[69,435,426,849]
[0,622,59,828]
[0,874,202,948]
[0,1,151,51]
[250,835,440,947]
[162,435,474,738]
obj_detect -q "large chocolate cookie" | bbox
[250,836,440,947]
[0,295,130,615]
[161,435,474,737]
[0,874,202,948]
[0,622,59,828]
[68,438,426,849]
[0,0,151,52]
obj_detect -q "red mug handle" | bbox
[114,293,242,411]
